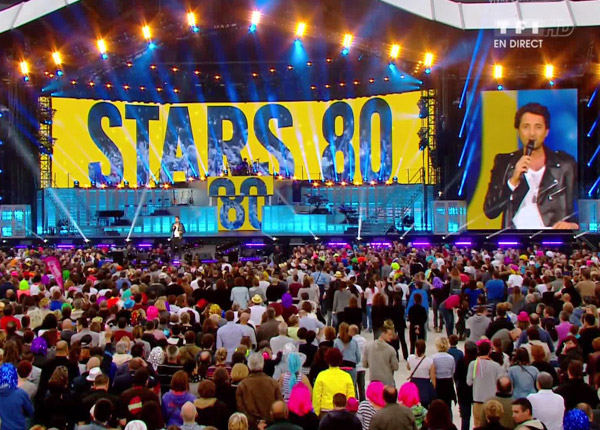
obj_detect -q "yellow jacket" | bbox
[312,367,356,415]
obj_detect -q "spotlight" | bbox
[342,34,353,50]
[393,177,398,183]
[19,61,29,77]
[142,25,151,41]
[417,97,428,118]
[418,127,428,151]
[370,180,376,186]
[74,180,80,188]
[549,80,555,87]
[187,12,198,32]
[307,61,312,66]
[493,64,503,79]
[97,39,108,59]
[123,180,129,188]
[545,64,554,80]
[389,44,400,59]
[249,10,260,32]
[423,52,434,68]
[296,22,306,38]
[368,78,374,83]
[56,70,63,77]
[497,84,504,91]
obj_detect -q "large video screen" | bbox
[50,93,425,187]
[467,89,578,230]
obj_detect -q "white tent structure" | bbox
[0,0,80,34]
[380,0,600,30]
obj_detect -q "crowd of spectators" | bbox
[0,241,599,430]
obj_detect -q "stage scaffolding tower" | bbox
[419,88,439,231]
[38,96,55,188]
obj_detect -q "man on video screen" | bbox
[483,102,578,230]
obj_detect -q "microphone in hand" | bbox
[525,139,535,156]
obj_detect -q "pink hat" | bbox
[10,271,19,277]
[517,311,529,322]
[366,381,386,407]
[146,305,159,321]
[346,397,358,412]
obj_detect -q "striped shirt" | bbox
[431,352,456,379]
[357,400,377,430]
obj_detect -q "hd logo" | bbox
[208,176,274,231]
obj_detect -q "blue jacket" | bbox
[0,387,34,430]
[162,390,196,426]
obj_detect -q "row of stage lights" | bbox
[16,10,436,82]
[493,63,557,90]
[72,174,402,190]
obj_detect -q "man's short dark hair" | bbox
[133,368,149,386]
[568,360,584,379]
[511,398,532,414]
[584,313,595,326]
[514,103,550,129]
[93,398,113,423]
[332,393,347,408]
[383,386,398,405]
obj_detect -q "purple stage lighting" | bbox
[498,241,519,246]
[412,241,430,247]
[369,242,392,247]
[138,243,153,248]
[327,242,348,247]
[244,243,266,248]
[56,244,75,249]
[454,241,472,246]
[240,257,262,262]
[541,241,563,245]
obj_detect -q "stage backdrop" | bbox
[50,93,426,188]
[466,89,578,230]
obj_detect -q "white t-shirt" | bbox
[511,166,547,229]
[407,355,434,379]
[508,274,523,288]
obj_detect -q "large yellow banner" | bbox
[51,93,424,187]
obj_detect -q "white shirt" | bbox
[527,389,565,430]
[407,355,434,379]
[510,166,547,229]
[508,274,523,288]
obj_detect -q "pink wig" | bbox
[366,381,385,408]
[398,382,420,408]
[288,382,313,416]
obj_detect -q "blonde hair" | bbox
[228,412,249,430]
[435,337,450,353]
[215,347,228,364]
[231,363,249,383]
[484,399,504,421]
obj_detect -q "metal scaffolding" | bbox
[38,96,55,188]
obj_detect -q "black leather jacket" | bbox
[483,146,577,229]
[171,221,186,238]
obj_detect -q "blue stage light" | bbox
[148,42,156,50]
[549,80,555,86]
[425,67,431,74]
[101,53,108,60]
[249,24,257,33]
[341,48,349,56]
[497,84,503,91]
[23,76,29,82]
[56,70,63,77]
[388,62,395,70]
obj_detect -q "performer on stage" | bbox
[171,216,186,251]
[483,102,578,230]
